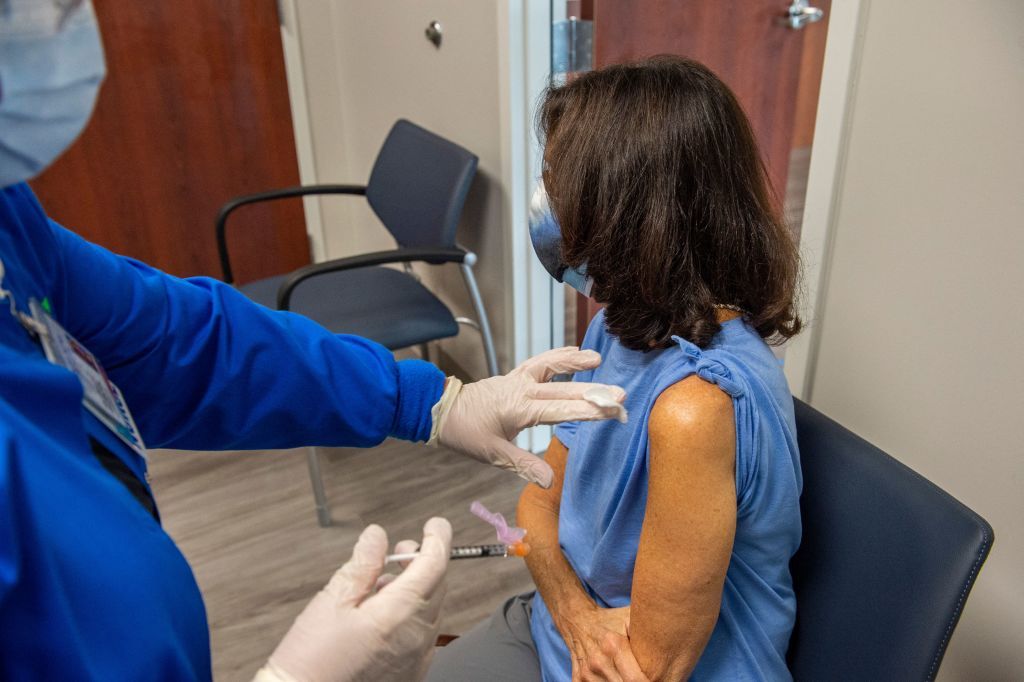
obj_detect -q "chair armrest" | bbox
[215,184,367,284]
[276,247,468,310]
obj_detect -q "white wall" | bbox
[805,1,1024,678]
[289,0,518,379]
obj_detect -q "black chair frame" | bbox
[215,183,498,376]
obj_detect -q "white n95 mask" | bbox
[528,182,594,297]
[0,0,106,187]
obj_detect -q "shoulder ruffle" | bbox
[672,335,745,398]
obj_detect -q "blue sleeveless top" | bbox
[530,310,802,681]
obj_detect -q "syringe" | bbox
[385,542,530,564]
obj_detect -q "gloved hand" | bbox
[255,518,452,682]
[429,346,626,489]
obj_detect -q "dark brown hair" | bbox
[539,56,802,350]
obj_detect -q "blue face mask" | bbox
[528,181,594,298]
[0,0,106,187]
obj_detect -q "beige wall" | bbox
[291,0,515,379]
[808,1,1024,678]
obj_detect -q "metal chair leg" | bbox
[305,447,332,527]
[459,261,499,377]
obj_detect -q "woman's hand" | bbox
[517,437,646,681]
[558,604,649,682]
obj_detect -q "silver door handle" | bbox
[785,0,824,30]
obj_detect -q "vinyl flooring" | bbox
[149,441,534,681]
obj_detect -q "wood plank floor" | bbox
[149,441,535,681]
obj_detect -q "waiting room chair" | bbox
[215,119,497,526]
[788,399,993,681]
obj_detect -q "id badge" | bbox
[29,299,147,460]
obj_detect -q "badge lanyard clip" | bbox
[0,256,46,338]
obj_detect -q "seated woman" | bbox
[427,56,803,682]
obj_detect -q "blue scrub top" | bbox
[0,183,444,680]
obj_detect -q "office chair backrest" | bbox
[788,399,993,681]
[366,119,479,248]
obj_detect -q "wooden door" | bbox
[572,0,830,341]
[30,1,309,285]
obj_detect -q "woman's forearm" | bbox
[519,492,593,625]
[630,547,724,680]
[518,438,595,632]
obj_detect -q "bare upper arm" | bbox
[647,374,736,481]
[629,374,737,679]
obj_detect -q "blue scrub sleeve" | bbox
[45,220,444,450]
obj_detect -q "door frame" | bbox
[507,0,563,451]
[277,0,327,263]
[782,0,869,400]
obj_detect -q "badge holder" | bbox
[29,298,148,460]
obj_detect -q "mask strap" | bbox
[54,0,85,31]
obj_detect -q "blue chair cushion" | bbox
[238,267,459,350]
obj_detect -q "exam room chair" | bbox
[215,119,498,526]
[787,399,993,681]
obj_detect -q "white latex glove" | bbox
[429,346,627,488]
[255,518,451,682]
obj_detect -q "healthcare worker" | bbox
[0,1,627,679]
